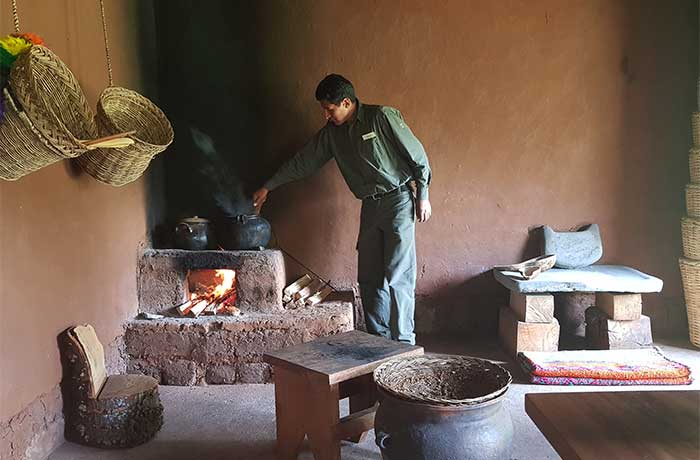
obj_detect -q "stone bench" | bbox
[494,265,663,354]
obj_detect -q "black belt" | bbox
[363,183,411,201]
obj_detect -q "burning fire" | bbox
[177,269,239,317]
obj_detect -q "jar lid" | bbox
[180,216,209,223]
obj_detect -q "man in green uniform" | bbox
[252,74,432,345]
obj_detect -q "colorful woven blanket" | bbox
[518,347,692,385]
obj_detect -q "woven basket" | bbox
[373,355,512,406]
[686,184,700,218]
[9,45,98,158]
[678,257,700,348]
[681,217,700,260]
[76,87,173,186]
[693,112,700,147]
[690,148,700,184]
[0,88,67,180]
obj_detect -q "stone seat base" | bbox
[493,264,663,294]
[124,301,354,385]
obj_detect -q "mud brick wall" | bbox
[124,301,354,385]
[138,249,285,314]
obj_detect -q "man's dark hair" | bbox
[315,74,356,104]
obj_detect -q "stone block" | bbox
[585,307,653,349]
[160,359,203,385]
[206,365,238,384]
[498,306,559,357]
[596,293,642,320]
[238,363,272,383]
[126,359,163,382]
[509,292,554,323]
[125,328,197,358]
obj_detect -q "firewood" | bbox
[283,274,312,303]
[294,278,325,302]
[306,285,333,306]
[176,300,193,316]
[190,299,210,317]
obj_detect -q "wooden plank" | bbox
[263,330,423,384]
[585,307,652,349]
[499,306,559,357]
[596,292,642,320]
[510,292,554,323]
[525,391,700,460]
[336,405,377,441]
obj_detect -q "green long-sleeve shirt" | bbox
[263,101,432,200]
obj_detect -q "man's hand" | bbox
[253,187,269,213]
[417,199,432,222]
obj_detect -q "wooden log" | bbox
[58,328,163,448]
[509,292,554,323]
[499,306,559,357]
[176,299,194,316]
[283,274,313,303]
[294,278,325,302]
[189,299,210,317]
[585,307,652,349]
[596,292,642,321]
[306,285,334,306]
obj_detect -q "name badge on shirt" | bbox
[362,131,377,141]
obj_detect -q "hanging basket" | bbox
[76,87,173,186]
[0,45,133,181]
[678,257,700,348]
[0,88,67,180]
[373,355,512,406]
[690,148,700,184]
[9,45,99,157]
[686,184,700,218]
[681,217,700,260]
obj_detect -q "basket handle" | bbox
[82,130,136,150]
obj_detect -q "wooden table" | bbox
[525,391,700,460]
[263,330,423,460]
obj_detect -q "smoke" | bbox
[190,127,255,217]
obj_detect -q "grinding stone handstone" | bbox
[543,224,603,269]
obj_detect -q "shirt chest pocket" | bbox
[359,132,384,162]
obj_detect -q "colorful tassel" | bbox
[0,47,15,68]
[0,35,32,57]
[11,33,44,46]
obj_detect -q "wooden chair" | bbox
[58,324,163,448]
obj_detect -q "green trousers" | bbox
[357,188,416,344]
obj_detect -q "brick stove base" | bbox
[124,301,354,385]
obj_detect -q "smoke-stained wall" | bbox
[155,0,698,336]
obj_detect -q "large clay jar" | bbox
[373,356,513,460]
[218,214,271,250]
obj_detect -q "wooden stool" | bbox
[263,330,423,460]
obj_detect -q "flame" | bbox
[212,269,236,297]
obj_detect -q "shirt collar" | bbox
[352,99,364,124]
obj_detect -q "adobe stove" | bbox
[124,249,354,385]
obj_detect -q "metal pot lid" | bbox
[180,216,210,223]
